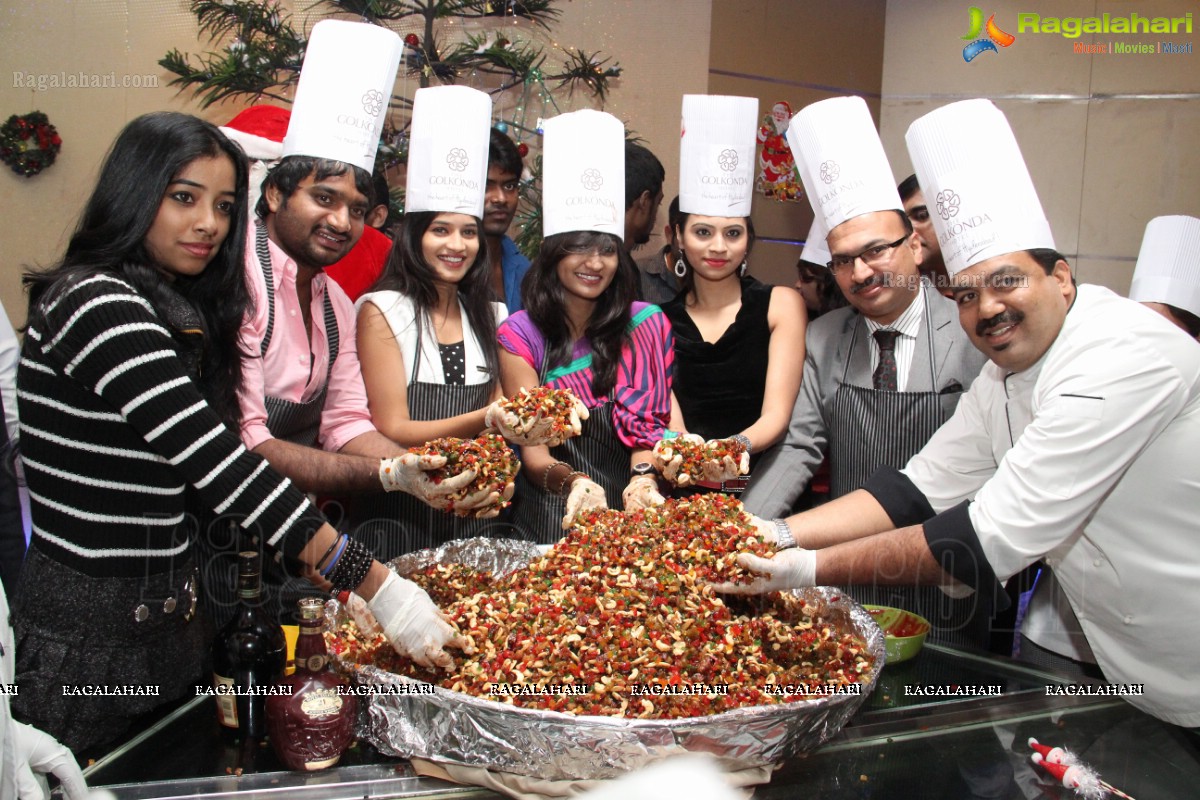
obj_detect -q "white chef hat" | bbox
[541,109,625,238]
[905,99,1056,277]
[1129,215,1200,319]
[404,86,492,217]
[282,20,403,172]
[786,96,902,233]
[678,95,759,217]
[800,217,831,267]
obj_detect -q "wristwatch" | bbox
[630,461,655,479]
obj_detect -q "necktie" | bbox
[873,329,899,392]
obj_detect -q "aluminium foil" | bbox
[331,537,885,781]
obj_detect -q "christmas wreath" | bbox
[1,112,62,178]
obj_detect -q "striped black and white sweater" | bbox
[18,273,327,577]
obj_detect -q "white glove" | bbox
[345,591,383,638]
[622,474,665,512]
[745,513,778,546]
[484,395,589,447]
[710,548,818,594]
[700,438,751,483]
[650,433,705,486]
[379,453,475,501]
[562,477,607,529]
[12,721,88,800]
[367,571,474,670]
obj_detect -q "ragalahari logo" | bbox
[961,7,1016,62]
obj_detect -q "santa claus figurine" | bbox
[756,100,802,202]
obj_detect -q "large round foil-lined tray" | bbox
[331,537,885,781]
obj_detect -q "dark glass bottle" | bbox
[211,550,286,764]
[267,597,357,771]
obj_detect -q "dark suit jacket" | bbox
[742,282,988,517]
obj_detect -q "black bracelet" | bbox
[315,534,344,573]
[328,538,374,593]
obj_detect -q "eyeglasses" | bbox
[563,243,618,257]
[827,235,909,272]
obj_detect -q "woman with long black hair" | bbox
[498,111,674,540]
[13,112,465,753]
[353,86,515,556]
[658,96,806,495]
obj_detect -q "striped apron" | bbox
[509,400,627,545]
[350,321,506,559]
[196,223,337,626]
[828,301,992,650]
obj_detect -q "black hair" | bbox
[892,209,915,235]
[1027,248,1069,276]
[255,155,373,219]
[665,195,682,232]
[1166,304,1200,338]
[624,142,665,210]
[672,213,758,297]
[488,128,523,178]
[521,231,638,398]
[370,168,389,209]
[24,111,251,430]
[368,211,498,388]
[898,173,921,203]
[795,258,849,318]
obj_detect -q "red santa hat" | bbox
[220,105,290,161]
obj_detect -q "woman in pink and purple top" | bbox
[497,110,673,541]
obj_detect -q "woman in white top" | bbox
[354,210,512,555]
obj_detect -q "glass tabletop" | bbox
[83,644,1199,798]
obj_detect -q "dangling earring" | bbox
[674,257,687,279]
[738,257,748,277]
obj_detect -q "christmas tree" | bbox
[160,0,622,253]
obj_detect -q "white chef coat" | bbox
[356,291,507,386]
[903,284,1200,727]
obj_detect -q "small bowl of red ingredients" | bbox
[862,605,930,665]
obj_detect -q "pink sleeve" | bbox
[612,305,674,449]
[315,280,378,453]
[497,312,540,370]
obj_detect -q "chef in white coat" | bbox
[719,99,1200,728]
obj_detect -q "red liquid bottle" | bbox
[267,597,357,770]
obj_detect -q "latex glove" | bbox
[484,398,553,445]
[378,453,476,505]
[650,433,705,486]
[12,721,88,800]
[699,438,751,483]
[367,571,474,670]
[562,477,607,529]
[710,548,817,595]
[622,473,665,512]
[345,591,383,637]
[745,513,778,546]
[455,479,516,520]
[551,395,590,446]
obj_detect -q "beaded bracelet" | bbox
[329,538,374,593]
[731,433,752,454]
[320,534,349,578]
[541,460,570,493]
[559,470,588,497]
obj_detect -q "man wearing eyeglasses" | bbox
[742,96,989,650]
[725,99,1200,728]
